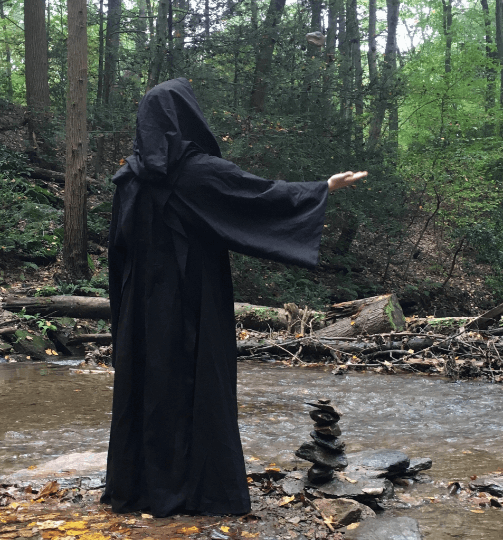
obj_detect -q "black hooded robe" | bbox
[101,78,328,517]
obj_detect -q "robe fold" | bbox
[101,78,328,517]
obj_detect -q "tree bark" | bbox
[96,0,104,104]
[249,0,287,112]
[367,0,400,151]
[24,0,51,157]
[147,0,169,90]
[64,0,90,281]
[315,294,405,338]
[496,0,503,134]
[481,0,497,136]
[103,0,122,105]
[442,0,452,74]
[0,3,13,101]
[3,296,111,319]
[347,0,363,149]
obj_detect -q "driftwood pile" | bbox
[1,293,503,382]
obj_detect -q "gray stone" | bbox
[308,464,334,483]
[344,516,422,540]
[315,498,362,528]
[314,422,342,438]
[403,457,432,476]
[280,476,306,496]
[309,409,339,425]
[295,442,348,469]
[346,449,410,478]
[310,431,345,452]
[469,474,503,497]
[311,474,394,502]
[306,401,342,420]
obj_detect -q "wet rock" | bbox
[295,442,348,469]
[309,409,339,425]
[306,402,342,420]
[11,329,56,361]
[80,475,106,490]
[308,464,334,483]
[344,516,422,540]
[280,475,306,496]
[313,422,342,438]
[469,474,503,497]
[315,498,363,528]
[311,474,394,501]
[403,457,432,476]
[310,431,345,452]
[346,449,410,478]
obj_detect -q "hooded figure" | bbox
[102,78,352,517]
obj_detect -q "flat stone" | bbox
[295,442,348,469]
[346,449,410,478]
[403,457,432,476]
[279,475,307,496]
[308,465,334,483]
[310,431,345,452]
[315,498,362,528]
[309,409,339,425]
[312,474,394,502]
[344,516,422,540]
[314,422,342,438]
[469,474,503,497]
[306,402,342,420]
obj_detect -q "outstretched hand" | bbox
[327,171,368,192]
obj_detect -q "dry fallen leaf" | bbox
[470,509,485,514]
[36,520,65,530]
[220,526,230,533]
[241,532,259,538]
[177,526,200,535]
[278,495,295,506]
[346,523,360,530]
[34,481,60,500]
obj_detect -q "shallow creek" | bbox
[1,360,502,539]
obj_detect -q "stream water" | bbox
[0,360,502,539]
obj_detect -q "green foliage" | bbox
[17,308,57,336]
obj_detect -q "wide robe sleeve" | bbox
[170,154,329,268]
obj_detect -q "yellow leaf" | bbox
[79,534,110,540]
[347,523,360,530]
[345,477,358,484]
[350,321,355,325]
[278,495,295,506]
[28,465,37,470]
[241,533,259,538]
[177,526,200,534]
[9,502,20,509]
[220,526,230,533]
[470,509,485,514]
[59,521,88,531]
[408,349,414,354]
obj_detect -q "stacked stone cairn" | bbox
[295,399,347,484]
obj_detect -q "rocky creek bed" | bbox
[1,361,502,539]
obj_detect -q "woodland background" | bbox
[1,0,503,317]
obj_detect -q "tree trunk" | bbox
[347,0,363,149]
[249,0,287,112]
[0,3,13,101]
[368,0,377,85]
[481,0,496,136]
[367,0,400,151]
[147,0,169,90]
[64,0,89,281]
[103,0,122,105]
[315,294,405,338]
[24,0,51,157]
[96,0,104,104]
[442,0,452,74]
[496,0,503,134]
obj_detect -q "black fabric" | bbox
[102,78,329,517]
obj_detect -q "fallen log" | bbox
[234,302,327,332]
[2,295,111,319]
[29,167,97,186]
[66,333,112,346]
[314,294,405,338]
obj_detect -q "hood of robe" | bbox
[113,77,222,185]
